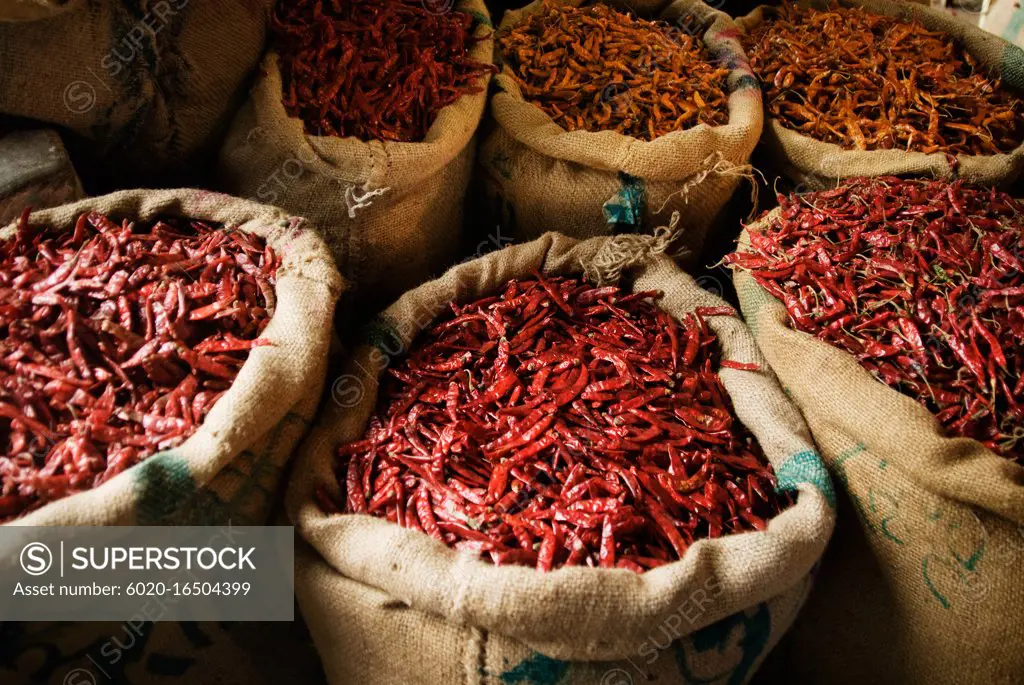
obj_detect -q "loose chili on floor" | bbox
[726,177,1024,463]
[273,0,496,143]
[0,211,280,521]
[742,3,1024,155]
[323,276,791,572]
[498,2,729,141]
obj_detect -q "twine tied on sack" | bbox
[344,184,390,219]
[654,151,762,220]
[583,211,684,286]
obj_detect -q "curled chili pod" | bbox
[273,0,497,143]
[0,211,281,521]
[742,3,1024,156]
[726,176,1024,464]
[327,275,792,571]
[498,2,729,141]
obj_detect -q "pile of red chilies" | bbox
[0,210,280,521]
[727,178,1024,463]
[273,0,497,142]
[324,276,791,572]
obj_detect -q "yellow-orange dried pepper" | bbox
[743,3,1024,155]
[499,2,730,141]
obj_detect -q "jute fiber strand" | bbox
[0,188,343,528]
[216,0,494,322]
[736,0,1024,190]
[480,0,762,263]
[734,214,1024,685]
[0,0,272,187]
[288,230,835,684]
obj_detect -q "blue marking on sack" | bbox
[466,9,493,30]
[360,316,403,353]
[734,74,760,92]
[134,451,198,524]
[674,603,772,685]
[500,652,570,684]
[776,449,836,508]
[603,173,646,232]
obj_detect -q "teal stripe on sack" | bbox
[500,653,570,685]
[733,74,760,92]
[776,450,835,508]
[134,412,308,526]
[468,10,493,29]
[360,316,403,353]
[737,277,771,340]
[603,173,646,232]
[134,452,197,525]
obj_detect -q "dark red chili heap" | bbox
[273,0,497,143]
[323,276,792,572]
[726,177,1024,463]
[0,210,281,521]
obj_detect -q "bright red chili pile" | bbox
[727,177,1024,463]
[322,276,791,572]
[0,211,280,521]
[273,0,497,142]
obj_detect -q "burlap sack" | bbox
[0,0,272,188]
[736,0,1024,190]
[0,0,82,22]
[0,188,343,527]
[0,129,84,225]
[734,215,1024,685]
[288,230,835,685]
[216,0,494,322]
[480,0,762,263]
[0,618,326,685]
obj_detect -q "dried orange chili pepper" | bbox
[499,2,729,141]
[743,3,1024,155]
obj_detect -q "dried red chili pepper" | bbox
[743,3,1024,155]
[0,211,280,521]
[727,177,1024,463]
[326,275,791,571]
[273,0,497,143]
